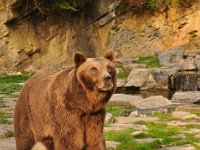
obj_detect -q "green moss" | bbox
[139,55,161,68]
[106,103,135,117]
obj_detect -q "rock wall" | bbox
[0,0,200,72]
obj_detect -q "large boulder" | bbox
[172,91,200,104]
[178,57,196,71]
[150,67,178,89]
[194,54,200,71]
[126,69,155,90]
[134,96,172,115]
[155,47,185,66]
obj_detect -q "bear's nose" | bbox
[103,75,112,83]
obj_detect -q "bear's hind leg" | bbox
[15,129,35,150]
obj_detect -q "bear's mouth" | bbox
[98,82,114,91]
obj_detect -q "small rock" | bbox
[105,113,114,124]
[172,111,198,120]
[130,110,139,117]
[132,130,144,136]
[16,72,22,75]
[106,141,121,150]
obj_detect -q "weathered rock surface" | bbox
[134,96,172,114]
[1,1,200,71]
[172,91,200,104]
[172,111,198,120]
[126,69,155,90]
[109,94,143,105]
[106,141,121,150]
[159,145,195,150]
[135,138,162,144]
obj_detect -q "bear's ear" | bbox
[74,51,86,67]
[104,50,115,62]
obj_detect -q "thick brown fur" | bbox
[14,50,116,150]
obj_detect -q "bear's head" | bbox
[74,50,116,93]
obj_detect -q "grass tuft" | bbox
[139,55,161,68]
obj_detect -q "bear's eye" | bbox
[91,67,97,74]
[107,66,112,73]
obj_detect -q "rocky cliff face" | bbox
[0,0,200,72]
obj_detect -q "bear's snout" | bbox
[103,75,112,83]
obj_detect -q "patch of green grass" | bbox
[105,128,134,142]
[0,98,5,108]
[0,74,31,83]
[0,74,31,95]
[139,55,161,68]
[185,124,200,129]
[173,133,199,146]
[116,67,131,79]
[0,112,12,124]
[105,128,162,150]
[152,112,176,121]
[0,83,22,95]
[106,103,135,117]
[5,130,15,138]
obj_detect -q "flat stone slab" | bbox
[135,138,162,144]
[172,111,198,120]
[0,138,16,150]
[159,144,195,150]
[116,116,159,124]
[109,94,143,105]
[104,123,147,132]
[167,121,200,126]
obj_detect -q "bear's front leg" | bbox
[84,109,106,150]
[52,111,85,150]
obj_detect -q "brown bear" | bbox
[14,50,116,150]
